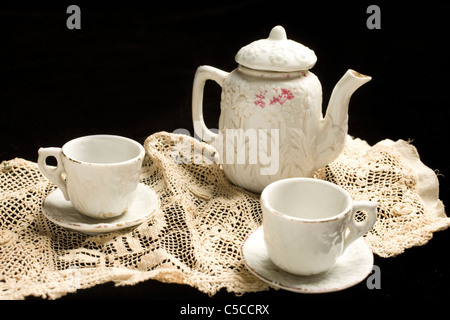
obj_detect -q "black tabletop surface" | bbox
[1,0,449,310]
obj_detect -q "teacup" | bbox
[38,135,145,219]
[261,177,377,276]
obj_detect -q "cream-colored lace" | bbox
[0,132,448,299]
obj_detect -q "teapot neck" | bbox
[238,65,307,79]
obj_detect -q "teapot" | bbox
[192,26,371,193]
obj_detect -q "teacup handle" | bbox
[192,65,229,142]
[343,201,377,251]
[38,147,70,201]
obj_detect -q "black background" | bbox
[1,0,449,309]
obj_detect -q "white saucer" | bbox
[241,226,374,293]
[42,183,160,234]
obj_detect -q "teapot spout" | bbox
[324,70,372,130]
[316,69,371,169]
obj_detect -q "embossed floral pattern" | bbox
[218,70,325,191]
[254,90,267,108]
[220,72,316,126]
[235,35,317,72]
[252,88,296,109]
[264,104,292,126]
[270,88,295,106]
[234,96,255,118]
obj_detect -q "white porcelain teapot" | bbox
[192,26,371,193]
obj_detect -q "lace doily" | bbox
[0,132,448,299]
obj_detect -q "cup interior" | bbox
[62,135,144,164]
[262,178,351,220]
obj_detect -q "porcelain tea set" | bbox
[38,26,376,293]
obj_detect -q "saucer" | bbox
[42,183,160,234]
[241,226,374,293]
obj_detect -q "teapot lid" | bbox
[235,26,317,72]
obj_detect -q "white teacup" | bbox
[261,177,377,276]
[38,135,145,219]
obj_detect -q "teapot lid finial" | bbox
[268,25,287,41]
[235,25,317,72]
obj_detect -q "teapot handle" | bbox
[192,65,229,142]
